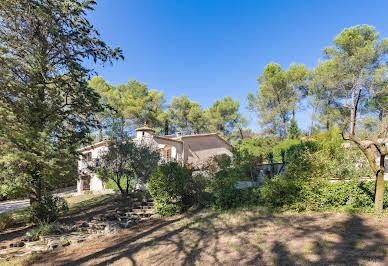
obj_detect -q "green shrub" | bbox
[259,176,299,209]
[0,213,16,232]
[260,177,388,212]
[237,136,280,161]
[316,180,388,210]
[30,222,60,238]
[207,155,261,210]
[272,139,301,162]
[148,162,204,216]
[28,192,69,223]
[209,168,241,210]
[313,129,373,179]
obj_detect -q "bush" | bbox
[28,192,69,223]
[237,136,280,162]
[148,162,204,216]
[0,181,26,201]
[207,155,261,210]
[259,140,329,211]
[30,222,60,238]
[0,213,16,232]
[316,180,388,210]
[272,139,301,162]
[232,149,261,181]
[313,129,373,180]
[209,170,261,210]
[209,167,241,210]
[259,176,299,209]
[259,176,388,211]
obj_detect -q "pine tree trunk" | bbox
[98,129,103,142]
[281,114,288,138]
[375,155,385,214]
[309,106,316,137]
[239,127,244,140]
[326,98,331,130]
[29,171,42,205]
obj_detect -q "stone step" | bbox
[119,220,137,228]
[133,202,154,208]
[125,212,153,218]
[131,208,154,214]
[117,216,137,222]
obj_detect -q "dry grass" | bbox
[2,207,388,265]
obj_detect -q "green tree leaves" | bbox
[205,96,246,140]
[88,76,165,138]
[0,0,122,209]
[248,63,308,137]
[166,95,206,134]
[96,139,160,197]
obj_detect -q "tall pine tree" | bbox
[0,0,123,208]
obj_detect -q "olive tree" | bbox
[96,139,160,197]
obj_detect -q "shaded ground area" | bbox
[3,207,388,266]
[0,194,117,246]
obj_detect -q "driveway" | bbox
[0,187,77,214]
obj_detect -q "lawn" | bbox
[2,207,388,266]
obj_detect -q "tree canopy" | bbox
[166,95,206,135]
[247,63,308,137]
[0,0,122,212]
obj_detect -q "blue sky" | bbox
[87,0,388,131]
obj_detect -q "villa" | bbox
[77,123,233,192]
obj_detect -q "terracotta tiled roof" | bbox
[135,122,155,132]
[154,135,183,143]
[77,132,233,152]
[78,140,109,152]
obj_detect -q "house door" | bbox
[81,176,90,191]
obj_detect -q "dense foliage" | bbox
[88,77,246,141]
[260,177,388,212]
[27,192,68,223]
[0,0,122,220]
[207,155,260,210]
[148,162,204,216]
[247,63,308,137]
[259,132,378,211]
[96,139,160,197]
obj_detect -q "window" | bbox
[86,152,92,161]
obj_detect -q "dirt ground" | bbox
[2,207,388,266]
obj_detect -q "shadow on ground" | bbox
[26,207,388,266]
[0,195,116,244]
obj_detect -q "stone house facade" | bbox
[77,124,233,193]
